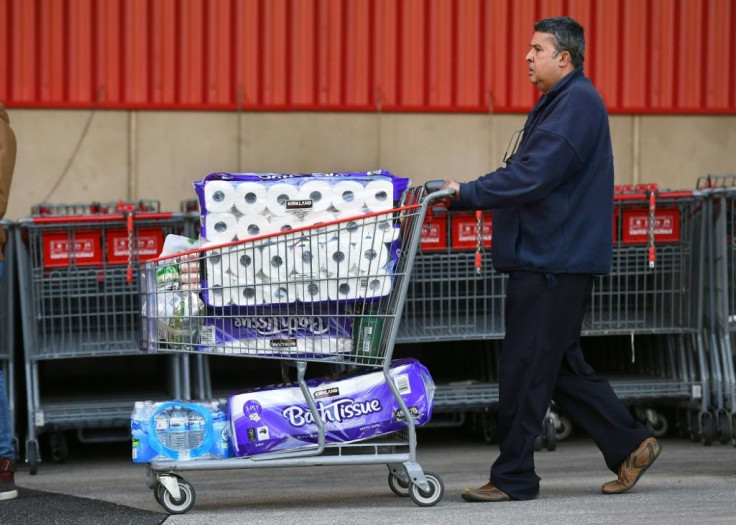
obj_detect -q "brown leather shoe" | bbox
[461,482,512,502]
[601,437,662,494]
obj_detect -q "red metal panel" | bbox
[1,0,735,113]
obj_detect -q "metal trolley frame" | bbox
[139,186,451,514]
[0,220,17,456]
[15,210,191,473]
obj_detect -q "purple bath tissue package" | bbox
[228,358,435,457]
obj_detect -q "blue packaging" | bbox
[131,400,233,463]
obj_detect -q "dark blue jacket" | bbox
[457,67,613,274]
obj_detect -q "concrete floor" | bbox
[3,429,736,524]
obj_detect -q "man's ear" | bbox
[558,50,572,67]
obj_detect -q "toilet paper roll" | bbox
[259,243,295,282]
[323,238,358,278]
[266,182,300,216]
[364,180,395,212]
[301,211,338,244]
[294,279,330,303]
[226,247,260,285]
[204,248,227,276]
[357,243,389,274]
[359,276,393,299]
[269,215,301,236]
[261,283,296,305]
[204,180,236,213]
[233,182,268,215]
[236,215,272,241]
[231,283,264,307]
[292,238,324,278]
[204,283,232,307]
[328,278,361,301]
[334,211,367,241]
[364,213,400,243]
[298,180,334,213]
[332,180,366,213]
[205,212,238,244]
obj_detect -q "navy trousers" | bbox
[490,271,649,500]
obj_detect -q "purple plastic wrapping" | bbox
[228,358,435,457]
[198,305,353,357]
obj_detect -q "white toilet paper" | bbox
[226,247,260,284]
[364,212,400,243]
[357,243,389,274]
[298,180,334,212]
[359,276,393,298]
[269,215,301,236]
[364,180,394,212]
[294,279,330,302]
[332,180,366,213]
[261,283,296,304]
[204,180,236,213]
[334,212,367,241]
[323,237,358,278]
[328,278,361,301]
[236,215,272,241]
[259,243,295,282]
[204,283,232,307]
[233,182,268,215]
[266,183,300,216]
[231,283,264,306]
[292,237,324,278]
[205,212,238,243]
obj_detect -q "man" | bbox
[442,17,660,502]
[0,101,17,501]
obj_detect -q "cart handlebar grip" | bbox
[423,180,456,204]
[424,180,446,193]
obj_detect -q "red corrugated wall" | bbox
[1,0,734,114]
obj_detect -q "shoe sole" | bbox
[602,441,662,495]
[461,493,511,503]
[0,489,18,501]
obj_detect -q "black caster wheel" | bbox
[26,440,40,476]
[645,412,669,438]
[544,417,556,451]
[556,415,573,442]
[387,472,410,497]
[49,431,69,463]
[700,412,714,446]
[409,472,444,507]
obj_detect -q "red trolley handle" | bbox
[648,190,656,269]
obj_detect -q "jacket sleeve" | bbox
[457,128,582,210]
[0,105,16,221]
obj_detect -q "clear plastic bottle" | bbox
[188,410,206,451]
[168,406,189,451]
[154,408,170,449]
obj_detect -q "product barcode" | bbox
[395,373,411,395]
[200,326,215,346]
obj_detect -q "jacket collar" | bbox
[533,66,584,111]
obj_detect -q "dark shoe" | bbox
[601,437,661,494]
[461,482,512,502]
[0,457,18,501]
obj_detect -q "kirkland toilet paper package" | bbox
[198,304,354,357]
[131,400,233,463]
[193,170,410,245]
[228,358,435,457]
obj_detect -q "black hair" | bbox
[534,17,585,68]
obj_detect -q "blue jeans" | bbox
[0,261,13,459]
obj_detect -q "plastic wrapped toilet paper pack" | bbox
[228,358,435,457]
[198,304,353,358]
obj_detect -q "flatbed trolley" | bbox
[139,185,451,514]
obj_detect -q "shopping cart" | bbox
[15,208,191,473]
[139,184,452,514]
[0,220,17,456]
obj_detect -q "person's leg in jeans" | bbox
[0,261,17,500]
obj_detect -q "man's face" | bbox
[525,32,565,93]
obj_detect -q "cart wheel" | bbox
[717,411,731,445]
[544,417,556,452]
[409,472,444,507]
[26,440,39,476]
[387,472,410,497]
[645,413,669,438]
[480,414,498,444]
[153,484,163,505]
[49,432,69,463]
[556,415,573,442]
[158,478,196,514]
[700,412,714,446]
